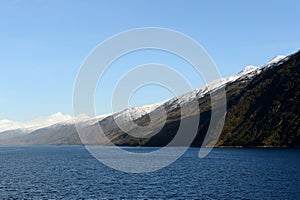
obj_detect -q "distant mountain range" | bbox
[1,50,299,147]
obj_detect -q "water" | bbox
[0,146,299,199]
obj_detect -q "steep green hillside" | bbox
[219,51,300,147]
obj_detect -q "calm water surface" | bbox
[0,146,299,199]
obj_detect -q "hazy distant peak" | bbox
[0,112,73,132]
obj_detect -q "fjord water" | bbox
[0,146,299,199]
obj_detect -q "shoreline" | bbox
[0,144,299,149]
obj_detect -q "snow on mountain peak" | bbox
[174,53,290,108]
[0,52,292,136]
[240,65,259,74]
[113,102,162,123]
[42,112,72,123]
[261,55,287,68]
[239,55,287,75]
[270,55,286,62]
[0,112,73,132]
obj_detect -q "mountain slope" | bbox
[219,51,300,147]
[102,52,300,148]
[0,51,299,147]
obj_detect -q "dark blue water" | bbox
[0,146,299,199]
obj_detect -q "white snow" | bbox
[113,102,162,124]
[262,55,287,68]
[162,54,289,109]
[0,112,72,133]
[0,52,291,137]
[240,65,259,74]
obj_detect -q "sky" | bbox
[0,0,300,121]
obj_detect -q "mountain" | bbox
[0,51,299,147]
[0,112,73,140]
[219,53,300,147]
[0,112,72,132]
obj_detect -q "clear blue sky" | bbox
[1,0,299,121]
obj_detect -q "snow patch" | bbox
[240,65,259,74]
[262,55,287,68]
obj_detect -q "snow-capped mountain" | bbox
[0,112,75,139]
[0,54,288,137]
[162,54,288,110]
[0,112,72,132]
[0,50,298,147]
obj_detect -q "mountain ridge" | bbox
[1,50,299,147]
